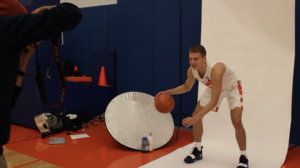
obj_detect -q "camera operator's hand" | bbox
[19,41,41,71]
[32,5,56,14]
[16,41,41,87]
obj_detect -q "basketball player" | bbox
[156,45,249,168]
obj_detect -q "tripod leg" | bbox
[182,112,188,118]
[173,113,179,118]
[175,111,182,141]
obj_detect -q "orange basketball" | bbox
[155,93,175,113]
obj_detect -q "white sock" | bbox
[241,150,247,156]
[194,142,202,151]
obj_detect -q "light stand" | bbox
[173,0,189,141]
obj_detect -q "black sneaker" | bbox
[184,146,203,163]
[237,155,249,168]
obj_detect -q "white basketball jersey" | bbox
[192,60,238,90]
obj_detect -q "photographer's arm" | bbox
[155,67,195,97]
[12,42,40,109]
[0,3,82,52]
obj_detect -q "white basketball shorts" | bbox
[199,80,243,112]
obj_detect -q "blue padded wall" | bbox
[60,5,117,78]
[117,0,154,95]
[180,0,202,118]
[109,5,118,50]
[88,7,109,50]
[127,0,154,94]
[153,0,180,123]
[116,0,129,94]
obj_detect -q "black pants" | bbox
[0,51,20,155]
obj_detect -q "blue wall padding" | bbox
[152,0,180,123]
[40,78,116,121]
[87,6,109,50]
[290,0,300,144]
[116,0,129,94]
[180,0,202,118]
[117,0,154,95]
[92,49,116,88]
[109,5,118,50]
[11,76,43,129]
[127,0,154,94]
[117,0,154,94]
[60,5,117,77]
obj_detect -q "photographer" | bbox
[0,1,82,167]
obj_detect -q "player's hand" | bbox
[155,91,169,99]
[32,5,56,14]
[182,117,197,128]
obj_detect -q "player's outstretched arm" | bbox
[155,67,195,98]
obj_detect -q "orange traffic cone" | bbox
[98,66,110,87]
[74,66,78,71]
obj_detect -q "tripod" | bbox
[172,0,189,141]
[173,95,188,140]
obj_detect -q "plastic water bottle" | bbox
[141,137,149,153]
[82,122,86,131]
[148,133,153,152]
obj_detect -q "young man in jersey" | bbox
[156,45,249,168]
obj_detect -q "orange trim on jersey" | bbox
[205,81,213,87]
[237,81,243,95]
[215,107,219,112]
[240,97,243,102]
[237,81,241,86]
[238,86,242,95]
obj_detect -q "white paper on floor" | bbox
[70,134,90,139]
